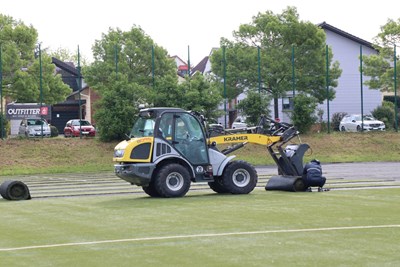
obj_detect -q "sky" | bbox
[2,0,400,65]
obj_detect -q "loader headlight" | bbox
[114,149,125,158]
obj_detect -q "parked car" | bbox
[232,116,248,129]
[64,119,96,137]
[208,123,225,137]
[339,114,385,132]
[19,118,51,138]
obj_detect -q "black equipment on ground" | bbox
[0,180,31,200]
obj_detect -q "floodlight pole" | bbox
[187,45,191,77]
[77,46,82,139]
[394,45,398,132]
[291,45,295,97]
[39,43,43,138]
[223,46,227,128]
[258,46,261,93]
[0,43,3,140]
[326,45,330,133]
[360,45,364,132]
[114,44,118,80]
[151,45,155,89]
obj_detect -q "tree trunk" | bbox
[273,97,279,120]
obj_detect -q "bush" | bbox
[290,94,318,134]
[50,126,59,137]
[331,112,348,131]
[0,113,8,139]
[372,102,395,129]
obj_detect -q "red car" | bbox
[64,119,96,137]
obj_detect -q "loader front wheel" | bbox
[142,182,161,197]
[154,164,191,198]
[222,161,257,194]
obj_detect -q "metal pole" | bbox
[258,46,261,93]
[152,45,155,89]
[114,45,118,80]
[77,46,82,138]
[223,46,227,128]
[187,45,191,77]
[394,45,398,132]
[0,43,3,140]
[187,45,191,90]
[39,43,43,138]
[326,45,330,133]
[291,45,295,97]
[360,45,364,132]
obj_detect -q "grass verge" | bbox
[1,131,399,176]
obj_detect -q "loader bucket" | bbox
[265,175,306,192]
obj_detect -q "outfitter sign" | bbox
[6,104,51,120]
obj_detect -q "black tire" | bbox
[0,180,31,200]
[142,182,161,197]
[222,161,258,194]
[340,126,346,132]
[356,125,361,132]
[208,176,230,193]
[154,164,191,198]
[293,178,306,192]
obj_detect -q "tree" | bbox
[177,74,223,122]
[85,26,177,94]
[210,7,341,119]
[236,90,271,126]
[362,18,400,93]
[94,81,147,141]
[50,47,89,66]
[0,14,71,104]
[84,26,179,141]
[85,26,225,141]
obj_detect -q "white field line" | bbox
[1,224,399,252]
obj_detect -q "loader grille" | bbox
[156,143,172,157]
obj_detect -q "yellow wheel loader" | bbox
[113,107,312,197]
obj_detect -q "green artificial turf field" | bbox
[1,187,399,266]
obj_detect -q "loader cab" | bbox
[132,108,209,165]
[157,110,209,165]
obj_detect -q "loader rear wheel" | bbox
[208,176,229,194]
[222,161,257,194]
[154,164,191,198]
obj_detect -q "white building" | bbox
[192,22,383,126]
[316,22,382,121]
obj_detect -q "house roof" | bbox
[191,56,209,74]
[51,57,87,92]
[171,55,187,66]
[52,57,80,76]
[318,22,375,50]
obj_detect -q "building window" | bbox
[282,97,293,110]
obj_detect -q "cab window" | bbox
[131,117,156,137]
